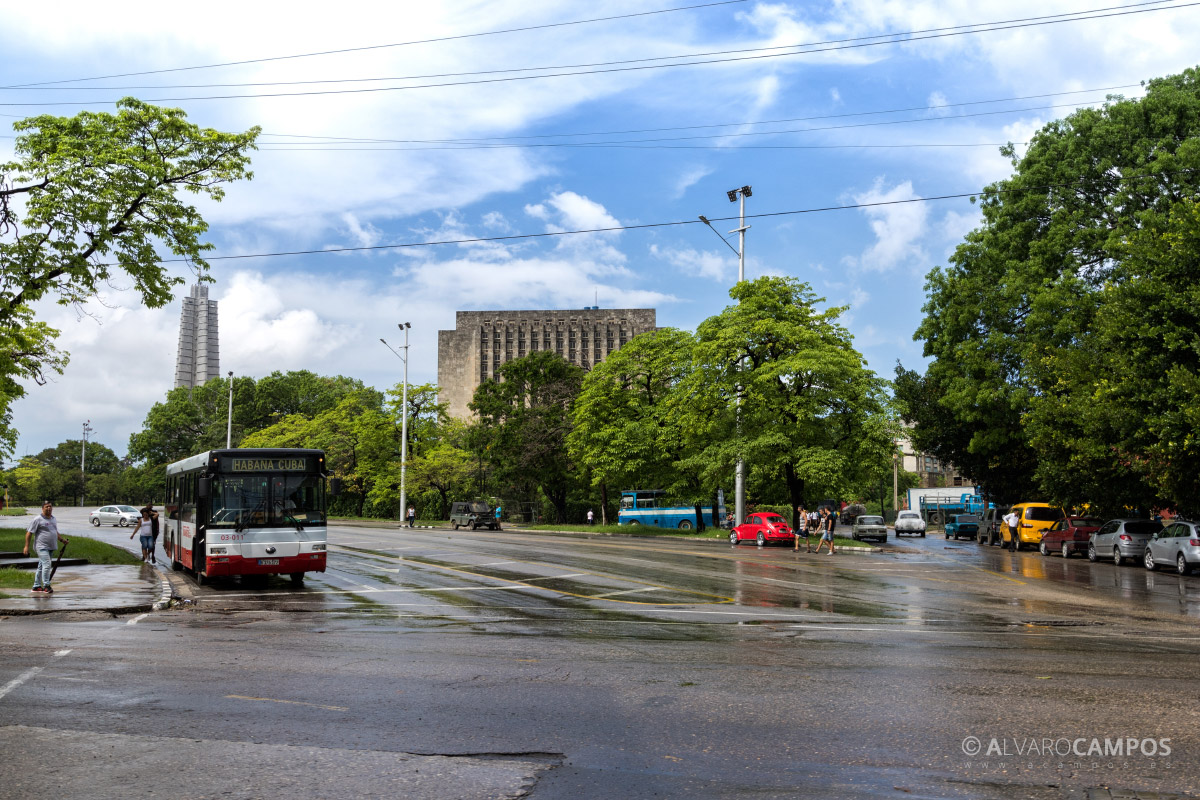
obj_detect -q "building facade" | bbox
[173,283,221,389]
[896,426,969,497]
[438,307,656,419]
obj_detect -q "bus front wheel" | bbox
[289,572,305,586]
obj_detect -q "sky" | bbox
[2,0,1198,462]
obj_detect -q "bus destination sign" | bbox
[226,458,310,472]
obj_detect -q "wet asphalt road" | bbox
[2,510,1199,799]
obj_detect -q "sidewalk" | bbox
[0,562,169,616]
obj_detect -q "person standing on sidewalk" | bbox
[23,502,68,594]
[587,509,595,526]
[142,505,160,564]
[406,505,416,528]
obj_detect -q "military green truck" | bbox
[450,500,500,531]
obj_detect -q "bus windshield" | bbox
[208,473,325,528]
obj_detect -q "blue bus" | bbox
[617,489,725,530]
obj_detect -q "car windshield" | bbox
[898,512,918,519]
[1025,507,1064,521]
[858,516,884,525]
[957,515,979,523]
[1125,521,1163,535]
[117,505,139,513]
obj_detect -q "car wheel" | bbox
[452,522,459,530]
[756,532,765,547]
[91,517,100,527]
[1088,544,1098,562]
[1112,547,1124,567]
[729,531,739,545]
[919,531,925,538]
[1144,549,1157,571]
[471,521,478,531]
[1177,554,1191,576]
[1061,542,1071,559]
[119,518,129,527]
[1039,541,1049,557]
[678,519,693,530]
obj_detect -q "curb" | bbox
[0,602,157,617]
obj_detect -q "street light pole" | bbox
[226,371,234,449]
[381,324,412,526]
[728,186,752,526]
[892,451,900,513]
[80,420,92,507]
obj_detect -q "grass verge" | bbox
[0,507,28,516]
[0,528,141,565]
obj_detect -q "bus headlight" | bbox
[210,547,227,555]
[311,543,326,551]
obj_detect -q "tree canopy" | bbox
[0,98,260,457]
[907,67,1200,514]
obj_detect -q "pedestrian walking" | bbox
[587,509,594,526]
[130,507,155,562]
[142,504,160,564]
[407,505,416,528]
[24,502,68,594]
[494,504,502,530]
[814,507,836,555]
[795,505,812,552]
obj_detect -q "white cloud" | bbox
[830,87,842,103]
[848,178,929,272]
[650,244,731,281]
[927,91,950,115]
[672,165,714,199]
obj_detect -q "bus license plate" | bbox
[258,558,279,565]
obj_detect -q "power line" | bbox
[126,168,1196,266]
[1,2,1191,106]
[256,83,1145,146]
[1,0,1176,93]
[250,98,1125,152]
[5,0,748,88]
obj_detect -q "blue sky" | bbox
[3,0,1198,460]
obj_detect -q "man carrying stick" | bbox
[24,501,69,595]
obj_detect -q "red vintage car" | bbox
[729,512,796,547]
[1039,516,1104,558]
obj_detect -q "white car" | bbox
[894,510,926,537]
[89,504,141,527]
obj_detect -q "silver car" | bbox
[851,515,888,543]
[89,504,141,527]
[1143,520,1200,575]
[1088,518,1163,566]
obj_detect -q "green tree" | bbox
[250,371,370,430]
[683,277,895,528]
[568,328,696,520]
[911,68,1200,514]
[0,99,260,458]
[470,351,584,523]
[129,377,240,465]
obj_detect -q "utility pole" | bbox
[80,420,93,507]
[226,371,234,449]
[381,324,412,526]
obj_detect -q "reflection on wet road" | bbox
[186,525,1200,644]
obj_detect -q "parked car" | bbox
[944,513,980,541]
[980,505,1010,546]
[1004,503,1065,550]
[851,515,888,543]
[1143,519,1200,575]
[1039,516,1104,558]
[730,512,795,547]
[1088,518,1163,565]
[89,504,141,527]
[894,510,926,537]
[449,500,500,531]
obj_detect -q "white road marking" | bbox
[519,573,586,582]
[478,561,518,566]
[0,649,72,701]
[126,613,149,626]
[590,587,665,599]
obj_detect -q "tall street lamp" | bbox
[80,420,93,507]
[226,371,234,449]
[701,185,752,526]
[381,323,412,526]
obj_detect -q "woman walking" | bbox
[130,507,155,563]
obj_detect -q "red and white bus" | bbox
[163,448,339,585]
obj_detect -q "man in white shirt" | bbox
[1003,510,1020,551]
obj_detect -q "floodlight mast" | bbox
[726,186,752,527]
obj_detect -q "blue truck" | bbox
[917,491,992,524]
[617,489,725,530]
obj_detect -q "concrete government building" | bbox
[438,307,656,418]
[174,283,221,389]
